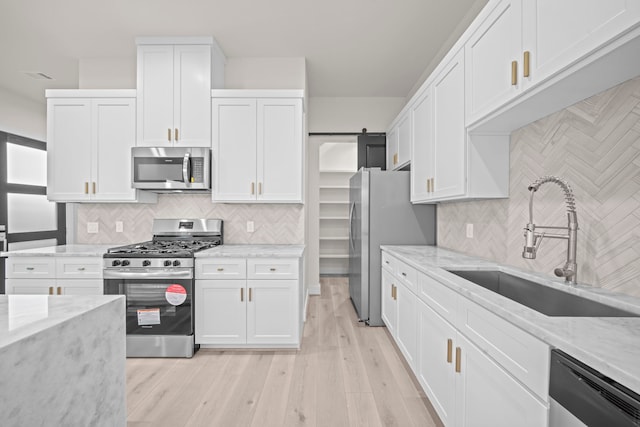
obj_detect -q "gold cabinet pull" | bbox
[84,182,89,194]
[78,267,85,271]
[57,286,62,295]
[393,153,398,165]
[240,287,244,302]
[258,182,262,195]
[175,128,179,141]
[26,267,35,271]
[249,288,252,302]
[217,267,224,272]
[49,286,54,295]
[447,339,453,363]
[92,182,96,194]
[168,128,172,141]
[269,267,276,272]
[523,51,530,78]
[431,178,435,192]
[511,61,517,85]
[455,347,462,373]
[251,182,255,195]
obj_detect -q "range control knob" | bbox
[111,260,121,267]
[173,260,181,267]
[142,260,151,267]
[164,260,172,267]
[121,260,130,267]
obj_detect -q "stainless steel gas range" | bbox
[103,219,222,358]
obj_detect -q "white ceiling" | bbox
[0,0,487,104]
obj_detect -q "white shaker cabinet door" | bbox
[246,279,298,345]
[173,44,212,147]
[381,268,397,336]
[410,86,434,203]
[136,44,174,146]
[92,98,138,201]
[212,98,258,201]
[47,99,92,201]
[196,280,247,345]
[465,0,523,126]
[257,98,303,202]
[455,334,548,427]
[522,0,640,89]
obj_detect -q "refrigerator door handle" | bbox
[349,201,356,251]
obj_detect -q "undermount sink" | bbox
[446,270,640,317]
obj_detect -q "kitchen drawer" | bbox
[56,257,103,279]
[417,271,458,325]
[457,296,550,399]
[247,258,299,280]
[5,257,56,279]
[395,261,418,294]
[196,258,247,279]
[381,251,396,273]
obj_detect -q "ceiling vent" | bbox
[24,72,53,80]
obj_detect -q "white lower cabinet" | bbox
[382,251,549,427]
[195,257,301,347]
[5,256,103,295]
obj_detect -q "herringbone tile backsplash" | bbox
[438,76,640,298]
[76,195,305,245]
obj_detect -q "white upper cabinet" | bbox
[212,90,304,203]
[410,86,433,203]
[136,37,225,147]
[522,0,640,89]
[386,108,411,170]
[465,0,640,129]
[465,0,523,126]
[46,90,156,203]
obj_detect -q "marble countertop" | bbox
[0,295,124,349]
[381,245,640,394]
[1,244,113,257]
[196,244,305,258]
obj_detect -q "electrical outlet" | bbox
[247,221,255,233]
[466,223,474,238]
[115,221,124,233]
[87,222,99,234]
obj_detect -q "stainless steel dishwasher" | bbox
[550,349,640,426]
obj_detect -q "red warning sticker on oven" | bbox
[165,284,187,306]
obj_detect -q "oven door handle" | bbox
[103,269,193,279]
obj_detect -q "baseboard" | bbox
[309,282,321,295]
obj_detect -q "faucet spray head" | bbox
[522,223,538,259]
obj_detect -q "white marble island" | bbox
[0,295,126,427]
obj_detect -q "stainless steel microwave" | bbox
[131,147,211,192]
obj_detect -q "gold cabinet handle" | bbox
[431,178,435,192]
[84,182,89,194]
[57,286,62,295]
[391,284,395,299]
[447,339,453,363]
[270,267,276,272]
[251,182,255,195]
[455,347,462,373]
[249,288,252,302]
[217,267,224,272]
[523,51,530,78]
[240,287,244,302]
[258,182,262,195]
[26,267,35,271]
[511,61,518,85]
[78,267,85,271]
[175,128,179,141]
[49,286,54,295]
[92,182,96,194]
[393,153,398,165]
[168,128,172,142]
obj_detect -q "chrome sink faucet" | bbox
[522,176,579,285]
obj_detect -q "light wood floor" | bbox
[126,277,443,427]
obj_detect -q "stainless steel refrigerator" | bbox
[348,168,436,326]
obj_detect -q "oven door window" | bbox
[105,278,193,335]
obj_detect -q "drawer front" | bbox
[381,251,396,273]
[5,257,56,278]
[457,296,550,399]
[247,258,299,280]
[395,261,418,294]
[417,271,458,325]
[196,258,247,279]
[56,257,103,279]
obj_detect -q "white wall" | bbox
[308,97,405,133]
[0,87,46,141]
[78,58,136,89]
[225,57,306,90]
